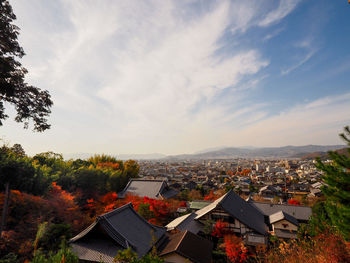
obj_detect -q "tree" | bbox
[114,248,164,263]
[123,159,140,178]
[223,235,248,263]
[315,126,350,239]
[0,0,52,131]
[9,144,25,158]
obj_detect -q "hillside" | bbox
[166,145,346,159]
[298,147,350,160]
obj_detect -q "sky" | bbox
[2,0,350,156]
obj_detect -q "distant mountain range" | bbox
[63,145,347,160]
[166,145,347,160]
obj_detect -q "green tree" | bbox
[88,154,120,165]
[0,253,17,263]
[38,224,72,253]
[123,160,140,178]
[31,241,78,263]
[315,126,350,239]
[114,248,164,263]
[137,203,155,221]
[0,0,52,131]
[10,143,25,157]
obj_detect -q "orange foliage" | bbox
[227,170,234,176]
[86,193,182,225]
[267,229,350,263]
[222,235,249,263]
[45,183,84,231]
[204,191,216,201]
[0,188,88,260]
[204,190,222,201]
[96,162,120,170]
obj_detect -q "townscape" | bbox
[139,158,324,202]
[1,0,350,262]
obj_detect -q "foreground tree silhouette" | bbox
[1,0,53,238]
[316,126,350,239]
[0,0,52,132]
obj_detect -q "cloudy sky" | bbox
[2,0,350,156]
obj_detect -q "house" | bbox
[70,203,166,262]
[269,211,299,239]
[184,181,197,190]
[258,185,280,198]
[166,190,269,246]
[249,201,312,224]
[166,212,203,234]
[159,230,213,263]
[118,179,178,199]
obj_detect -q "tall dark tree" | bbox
[316,126,350,239]
[0,0,52,132]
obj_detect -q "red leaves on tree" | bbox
[211,220,229,238]
[85,193,180,225]
[204,191,216,201]
[223,235,248,263]
[178,201,187,207]
[0,187,88,260]
[46,183,85,232]
[288,199,301,205]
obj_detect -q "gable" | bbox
[70,203,166,260]
[251,202,312,221]
[195,190,267,235]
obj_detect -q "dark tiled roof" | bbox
[250,201,312,221]
[195,190,268,235]
[219,191,268,235]
[70,203,166,261]
[71,238,123,263]
[159,231,213,263]
[118,179,178,199]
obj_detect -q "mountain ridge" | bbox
[165,145,346,160]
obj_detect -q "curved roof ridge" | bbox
[99,202,133,219]
[101,202,166,231]
[69,221,98,243]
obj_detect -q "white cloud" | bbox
[259,0,301,27]
[221,93,350,147]
[281,49,317,75]
[6,0,345,155]
[281,37,318,75]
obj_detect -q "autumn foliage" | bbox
[266,229,350,263]
[211,220,229,238]
[204,190,222,201]
[222,235,248,263]
[287,199,301,206]
[85,193,182,225]
[0,187,88,261]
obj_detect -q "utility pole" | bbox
[0,182,10,237]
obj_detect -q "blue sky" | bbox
[2,0,350,156]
